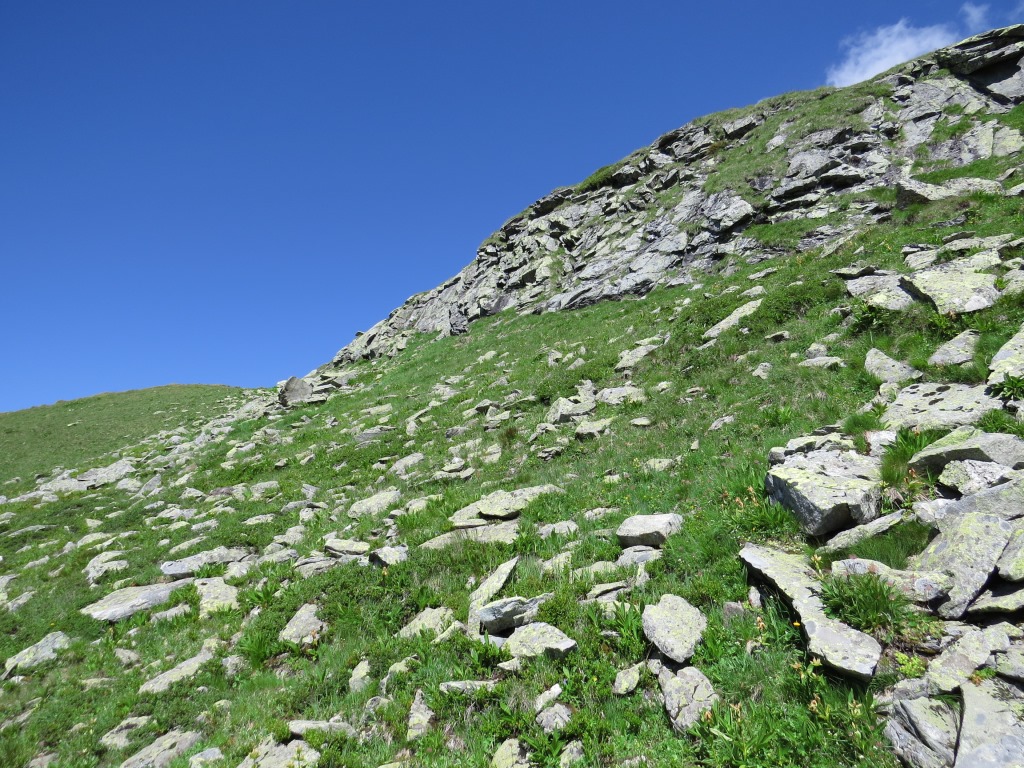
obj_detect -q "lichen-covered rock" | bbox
[234,738,320,768]
[119,730,202,768]
[830,558,951,603]
[904,264,1000,314]
[884,696,959,768]
[909,425,1024,474]
[4,631,70,674]
[420,520,520,550]
[954,679,1024,768]
[491,738,529,768]
[865,348,921,383]
[658,667,718,733]
[641,594,706,664]
[406,688,434,741]
[348,488,402,518]
[703,299,762,339]
[467,557,518,636]
[160,546,250,578]
[765,449,881,536]
[616,513,683,548]
[913,512,1014,618]
[883,383,1001,431]
[279,603,327,647]
[449,485,562,527]
[816,511,904,555]
[397,606,454,639]
[997,521,1024,581]
[504,622,576,659]
[739,543,880,680]
[928,329,979,366]
[139,639,220,694]
[81,580,194,622]
[988,324,1024,386]
[194,578,238,618]
[478,594,552,633]
[938,459,1014,495]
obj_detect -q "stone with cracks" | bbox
[954,679,1024,768]
[765,449,881,536]
[885,696,959,768]
[997,521,1024,581]
[904,265,1000,314]
[194,577,238,618]
[615,344,659,370]
[279,603,327,647]
[739,543,880,679]
[913,512,1014,618]
[4,631,70,674]
[928,329,979,366]
[536,703,572,733]
[160,546,250,578]
[988,324,1024,386]
[938,459,1014,495]
[467,556,518,636]
[658,667,718,734]
[642,594,706,664]
[924,476,1024,522]
[420,520,520,550]
[81,580,193,622]
[101,716,152,750]
[234,738,320,768]
[703,299,762,340]
[504,622,576,659]
[909,425,1024,474]
[119,730,202,768]
[864,348,921,383]
[883,383,1001,431]
[478,594,553,633]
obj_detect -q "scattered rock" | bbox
[642,594,706,664]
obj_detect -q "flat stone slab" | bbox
[160,546,250,578]
[910,425,1024,474]
[4,631,70,674]
[398,606,454,639]
[420,520,519,550]
[642,594,706,664]
[288,719,356,739]
[504,622,576,659]
[831,558,951,603]
[816,511,904,555]
[449,485,562,527]
[739,543,880,680]
[765,449,881,536]
[938,459,1014,495]
[968,582,1024,613]
[865,348,921,383]
[348,488,402,518]
[235,738,320,768]
[467,556,518,636]
[119,730,202,768]
[904,265,999,314]
[81,580,193,622]
[703,299,762,339]
[997,521,1024,581]
[989,324,1024,387]
[913,512,1014,618]
[139,640,219,694]
[100,716,152,749]
[279,603,327,647]
[954,679,1024,768]
[616,513,682,548]
[929,329,979,366]
[883,383,1001,431]
[885,696,959,768]
[195,577,238,618]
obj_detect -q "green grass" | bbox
[0,384,246,489]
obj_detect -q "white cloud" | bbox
[826,19,959,86]
[961,3,990,32]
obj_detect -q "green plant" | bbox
[991,374,1024,400]
[820,573,914,638]
[236,628,284,666]
[894,651,927,678]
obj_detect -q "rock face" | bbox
[739,543,881,679]
[765,449,880,536]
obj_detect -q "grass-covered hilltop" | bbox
[4,25,1024,768]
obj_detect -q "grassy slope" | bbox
[0,385,246,489]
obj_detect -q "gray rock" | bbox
[278,376,315,407]
[370,546,408,567]
[765,449,881,536]
[189,748,224,768]
[478,594,552,633]
[81,580,193,622]
[928,329,980,366]
[100,716,152,750]
[406,688,434,741]
[615,344,659,371]
[642,594,706,664]
[398,606,454,639]
[659,667,718,734]
[954,679,1024,768]
[467,557,518,636]
[349,659,371,692]
[279,603,326,647]
[968,582,1024,613]
[420,520,520,550]
[816,511,904,555]
[536,703,572,733]
[830,558,951,603]
[349,488,402,518]
[885,696,959,768]
[439,679,496,694]
[904,263,1000,314]
[119,730,202,768]
[913,512,1014,618]
[864,348,921,383]
[997,521,1024,581]
[703,299,762,339]
[574,417,613,440]
[883,383,1002,431]
[234,738,320,768]
[139,639,220,694]
[491,738,529,768]
[4,631,71,674]
[989,324,1024,386]
[616,513,682,548]
[160,546,250,578]
[938,459,1014,495]
[612,663,643,695]
[739,543,880,680]
[909,425,1024,474]
[194,577,238,618]
[449,485,562,527]
[504,622,577,659]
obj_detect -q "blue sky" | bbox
[1,1,1020,412]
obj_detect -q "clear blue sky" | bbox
[1,1,1019,412]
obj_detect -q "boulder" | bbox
[765,449,881,536]
[398,606,454,639]
[406,689,434,741]
[864,348,921,383]
[938,459,1014,495]
[478,594,552,633]
[467,557,518,636]
[349,488,402,518]
[928,330,979,366]
[279,604,327,647]
[884,696,959,768]
[4,631,70,674]
[988,324,1024,386]
[81,580,194,622]
[504,622,576,659]
[235,738,320,768]
[119,730,202,768]
[658,667,718,733]
[909,425,1024,474]
[883,383,1001,431]
[904,265,999,314]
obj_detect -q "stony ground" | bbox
[3,24,1024,768]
